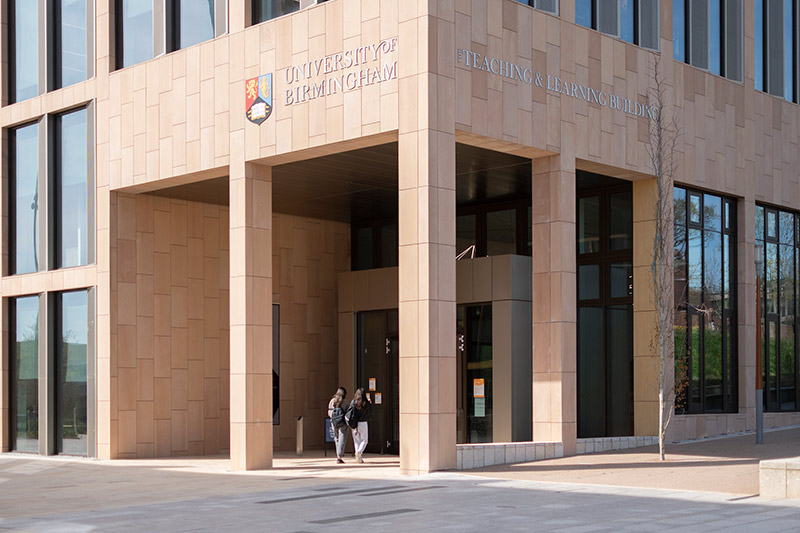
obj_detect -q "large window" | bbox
[456,201,531,259]
[11,295,40,453]
[8,0,91,103]
[253,0,301,24]
[55,0,89,89]
[8,107,94,275]
[674,188,737,414]
[515,0,558,15]
[9,0,39,102]
[117,0,220,69]
[673,0,743,82]
[755,0,799,103]
[756,206,800,412]
[352,221,397,271]
[575,0,659,50]
[11,123,40,275]
[117,0,154,68]
[55,108,90,268]
[56,290,90,455]
[174,0,216,50]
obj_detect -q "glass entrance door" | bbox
[457,304,493,444]
[356,310,398,454]
[576,181,634,438]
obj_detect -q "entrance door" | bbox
[457,304,493,444]
[576,181,634,438]
[356,310,398,454]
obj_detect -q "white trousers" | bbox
[352,421,369,454]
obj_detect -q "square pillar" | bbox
[229,162,273,471]
[632,179,665,436]
[397,4,457,474]
[531,156,577,455]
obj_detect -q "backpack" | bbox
[345,402,359,428]
[330,406,346,429]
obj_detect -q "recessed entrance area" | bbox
[576,171,634,439]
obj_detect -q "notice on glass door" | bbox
[369,378,376,391]
[473,378,485,398]
[474,397,486,417]
[375,392,382,404]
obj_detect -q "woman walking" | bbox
[327,387,349,464]
[346,388,371,463]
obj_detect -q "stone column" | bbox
[531,155,577,455]
[632,179,662,436]
[397,3,457,474]
[229,160,273,471]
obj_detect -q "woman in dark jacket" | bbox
[346,388,371,463]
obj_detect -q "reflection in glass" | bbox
[57,0,87,88]
[780,212,794,244]
[779,245,796,410]
[675,309,688,410]
[609,192,632,250]
[253,0,300,23]
[486,209,516,256]
[689,194,701,223]
[766,243,778,315]
[755,0,763,91]
[12,0,38,101]
[688,228,702,306]
[708,0,721,75]
[674,224,687,305]
[578,307,604,438]
[57,291,89,455]
[609,262,632,298]
[57,109,89,268]
[596,0,618,36]
[704,231,722,301]
[619,0,634,43]
[120,0,153,68]
[578,197,600,254]
[456,214,476,257]
[703,194,721,231]
[756,205,764,240]
[723,234,731,308]
[767,210,777,238]
[673,0,685,61]
[689,0,709,69]
[784,0,794,102]
[13,123,40,275]
[674,187,686,225]
[769,321,778,406]
[180,0,215,49]
[690,313,701,407]
[575,0,592,28]
[12,296,39,452]
[578,264,600,301]
[704,311,722,412]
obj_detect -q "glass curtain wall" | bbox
[674,188,737,413]
[56,108,90,268]
[756,205,800,412]
[10,0,39,102]
[11,296,40,452]
[56,290,89,455]
[12,123,40,275]
[56,0,88,88]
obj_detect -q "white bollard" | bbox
[296,416,304,456]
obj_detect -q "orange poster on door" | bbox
[473,378,485,398]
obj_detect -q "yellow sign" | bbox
[369,378,376,391]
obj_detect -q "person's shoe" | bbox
[337,458,344,464]
[358,454,364,464]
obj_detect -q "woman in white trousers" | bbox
[347,388,371,463]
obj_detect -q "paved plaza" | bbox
[1,430,800,532]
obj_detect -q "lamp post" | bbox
[754,242,764,445]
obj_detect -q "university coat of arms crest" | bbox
[245,74,272,125]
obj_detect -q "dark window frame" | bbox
[576,0,659,51]
[756,203,800,412]
[674,0,744,82]
[675,186,738,415]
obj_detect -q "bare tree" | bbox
[645,55,679,461]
